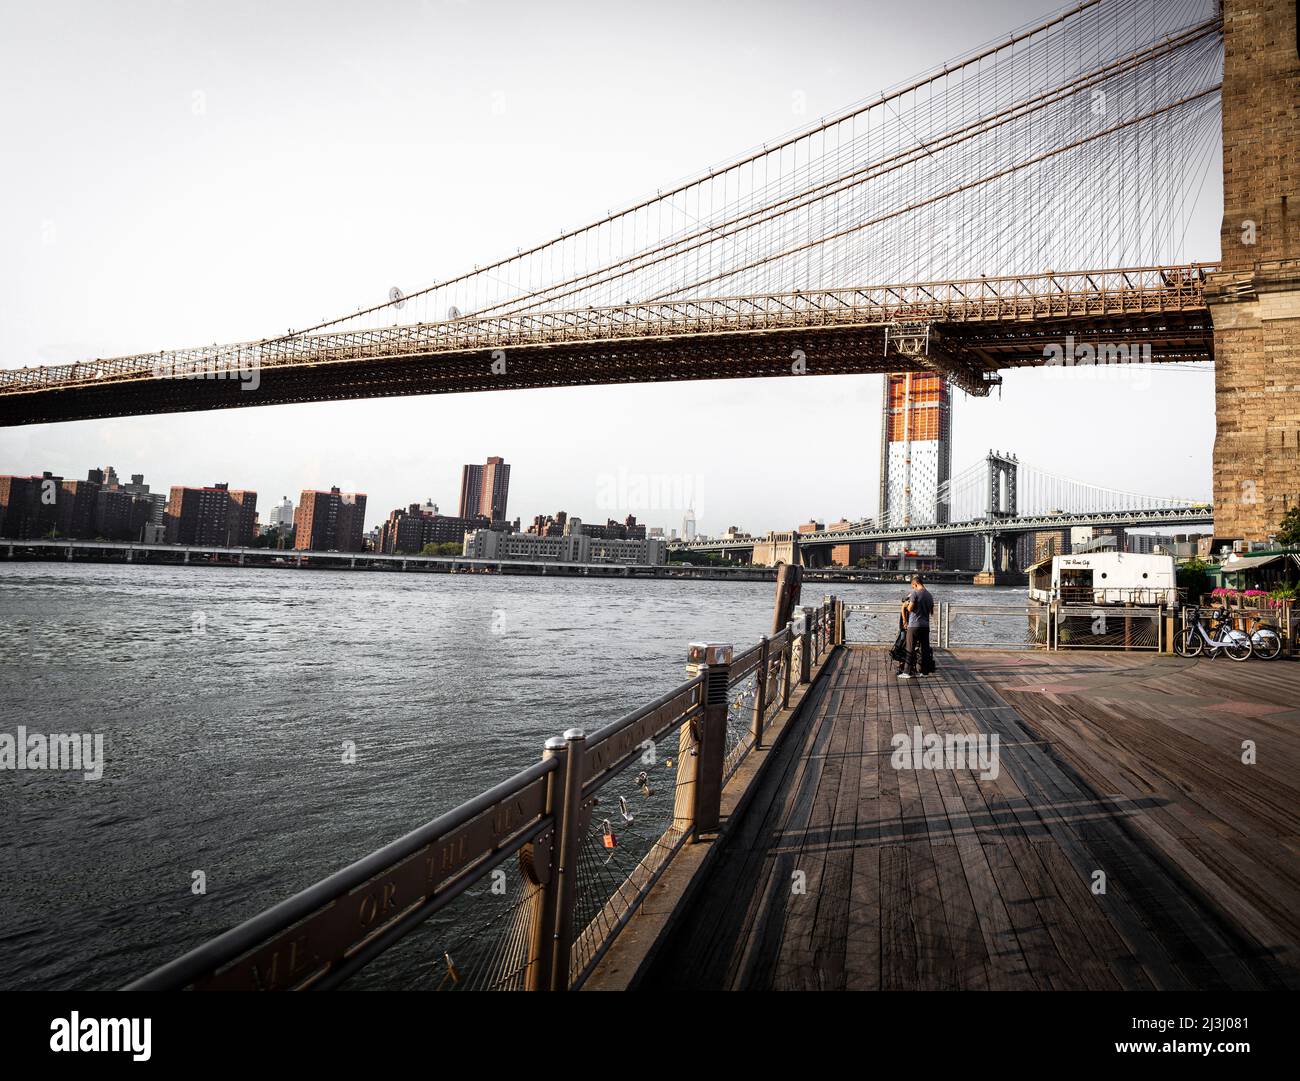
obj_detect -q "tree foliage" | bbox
[1277,506,1300,548]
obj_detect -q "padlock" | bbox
[601,819,616,849]
[635,771,651,797]
[619,796,634,825]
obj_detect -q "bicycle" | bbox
[1240,611,1284,660]
[1174,606,1252,661]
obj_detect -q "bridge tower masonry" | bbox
[1209,0,1300,543]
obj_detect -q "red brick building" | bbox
[459,456,510,521]
[165,482,258,546]
[295,487,367,552]
[377,504,489,554]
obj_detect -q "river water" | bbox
[0,562,1024,990]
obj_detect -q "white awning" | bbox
[1222,552,1300,574]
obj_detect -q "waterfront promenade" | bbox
[117,588,1300,992]
[602,648,1300,990]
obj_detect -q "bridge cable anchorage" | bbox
[1,0,1225,413]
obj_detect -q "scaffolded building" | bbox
[878,372,952,558]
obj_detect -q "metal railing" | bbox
[843,600,1173,652]
[722,624,793,784]
[126,598,840,991]
[1054,603,1163,650]
[843,601,1043,651]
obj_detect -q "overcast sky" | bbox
[0,0,1221,535]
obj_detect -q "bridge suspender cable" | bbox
[171,0,1110,352]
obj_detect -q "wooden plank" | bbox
[876,652,919,989]
[845,649,883,989]
[911,662,992,990]
[941,655,1177,989]
[803,648,866,990]
[991,679,1297,988]
[763,676,848,989]
[635,647,1300,991]
[948,653,1278,990]
[715,650,848,988]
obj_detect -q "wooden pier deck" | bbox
[636,648,1300,990]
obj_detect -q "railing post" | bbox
[771,563,803,635]
[547,727,586,991]
[686,642,732,838]
[752,635,770,749]
[781,622,794,709]
[798,607,813,684]
[520,736,566,991]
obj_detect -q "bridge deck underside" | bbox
[0,311,1212,426]
[637,648,1300,991]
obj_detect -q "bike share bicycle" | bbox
[1240,609,1283,660]
[1173,605,1253,660]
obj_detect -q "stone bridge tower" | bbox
[1209,0,1300,543]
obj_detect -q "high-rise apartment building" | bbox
[295,487,367,552]
[227,489,258,547]
[0,473,62,539]
[120,473,166,526]
[337,493,365,551]
[2,469,159,541]
[93,487,152,541]
[458,456,510,521]
[56,476,100,538]
[165,482,258,546]
[267,496,295,530]
[879,372,952,558]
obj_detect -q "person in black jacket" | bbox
[896,574,936,679]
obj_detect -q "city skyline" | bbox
[0,0,1220,534]
[0,455,724,541]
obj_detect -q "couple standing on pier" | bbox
[893,574,936,679]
